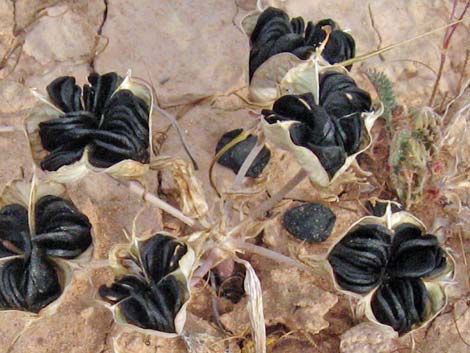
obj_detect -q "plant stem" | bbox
[0,126,19,132]
[228,238,312,273]
[252,168,308,219]
[153,104,199,170]
[233,142,265,187]
[126,180,196,227]
[429,0,470,107]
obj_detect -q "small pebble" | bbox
[282,202,336,242]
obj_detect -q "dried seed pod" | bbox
[261,72,379,187]
[247,7,355,81]
[242,7,358,103]
[282,202,336,242]
[26,71,153,182]
[0,180,92,313]
[215,128,271,178]
[100,233,195,337]
[326,204,454,335]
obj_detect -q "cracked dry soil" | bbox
[0,1,470,352]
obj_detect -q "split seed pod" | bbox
[326,204,454,335]
[100,233,195,337]
[242,7,356,103]
[26,71,153,182]
[261,71,381,188]
[0,179,92,314]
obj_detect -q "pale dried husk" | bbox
[151,157,209,222]
[241,9,261,39]
[107,231,196,337]
[235,257,266,353]
[325,204,455,335]
[0,178,90,315]
[248,53,337,105]
[25,70,153,183]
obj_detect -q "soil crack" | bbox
[90,0,109,71]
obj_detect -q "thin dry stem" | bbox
[228,238,312,273]
[0,126,20,133]
[252,168,308,219]
[153,104,199,170]
[126,180,196,227]
[233,141,265,188]
[429,0,470,106]
[340,15,470,68]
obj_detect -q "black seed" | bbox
[23,246,62,312]
[283,203,335,242]
[0,204,30,258]
[0,258,26,309]
[140,234,188,284]
[388,231,445,279]
[46,76,83,113]
[215,129,271,178]
[371,278,429,335]
[328,223,392,294]
[34,195,92,259]
[40,142,86,171]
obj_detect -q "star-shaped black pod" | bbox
[261,70,376,188]
[326,206,455,335]
[0,181,92,313]
[99,233,195,336]
[215,128,271,178]
[248,7,355,81]
[26,71,153,182]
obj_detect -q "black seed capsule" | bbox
[249,7,356,80]
[99,234,190,334]
[262,76,370,177]
[0,195,92,313]
[38,73,150,171]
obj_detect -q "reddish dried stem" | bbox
[429,0,470,107]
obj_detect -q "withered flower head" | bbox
[100,233,195,336]
[215,128,271,178]
[327,207,454,335]
[26,72,152,182]
[249,7,355,80]
[261,71,372,184]
[0,181,92,313]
